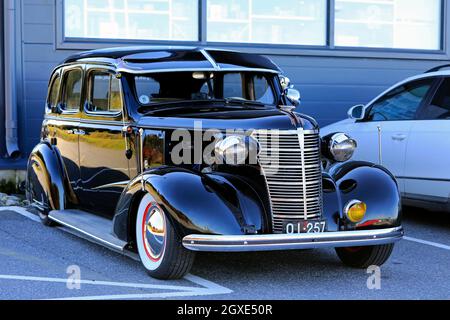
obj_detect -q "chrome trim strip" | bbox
[45,115,132,126]
[297,128,308,220]
[92,180,130,190]
[200,49,220,70]
[255,129,319,135]
[183,227,404,252]
[116,67,280,74]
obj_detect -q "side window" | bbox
[47,75,61,112]
[87,71,123,113]
[419,78,450,120]
[367,79,434,121]
[110,77,123,112]
[62,69,83,111]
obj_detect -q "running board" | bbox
[48,210,128,253]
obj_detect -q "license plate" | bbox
[283,220,327,234]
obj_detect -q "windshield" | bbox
[134,72,277,109]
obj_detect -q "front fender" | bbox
[324,161,401,230]
[113,167,267,242]
[26,142,68,211]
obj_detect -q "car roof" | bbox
[61,46,282,74]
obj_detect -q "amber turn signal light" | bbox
[344,200,367,223]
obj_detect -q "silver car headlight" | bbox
[328,133,357,162]
[214,135,259,165]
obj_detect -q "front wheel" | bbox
[136,193,195,280]
[336,244,394,268]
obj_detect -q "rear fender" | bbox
[26,142,73,211]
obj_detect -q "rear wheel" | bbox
[25,173,56,227]
[136,193,195,280]
[336,244,394,268]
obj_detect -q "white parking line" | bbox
[0,206,40,222]
[404,236,450,251]
[54,291,217,300]
[1,206,233,300]
[0,274,232,300]
[0,274,206,292]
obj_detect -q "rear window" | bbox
[47,75,61,112]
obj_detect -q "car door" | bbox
[54,66,84,194]
[340,78,437,194]
[403,77,450,204]
[77,66,130,218]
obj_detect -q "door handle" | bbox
[392,134,407,141]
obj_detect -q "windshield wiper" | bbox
[138,100,220,113]
[140,100,254,115]
[139,99,269,115]
[224,98,267,108]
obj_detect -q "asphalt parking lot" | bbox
[0,205,449,300]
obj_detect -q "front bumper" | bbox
[182,227,404,252]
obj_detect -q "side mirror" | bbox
[348,104,365,120]
[279,76,291,91]
[285,88,301,107]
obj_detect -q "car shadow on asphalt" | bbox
[402,206,450,228]
[192,248,347,279]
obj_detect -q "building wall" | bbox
[0,3,5,157]
[3,0,448,168]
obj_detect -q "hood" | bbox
[137,107,319,131]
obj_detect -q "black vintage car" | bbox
[26,47,403,279]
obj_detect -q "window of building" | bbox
[335,0,442,50]
[61,0,443,53]
[367,78,434,121]
[62,69,83,112]
[207,0,327,45]
[64,0,199,41]
[88,72,123,113]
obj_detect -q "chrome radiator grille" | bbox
[253,130,323,233]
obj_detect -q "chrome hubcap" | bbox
[143,205,165,261]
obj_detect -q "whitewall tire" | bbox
[136,193,195,279]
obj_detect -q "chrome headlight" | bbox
[328,133,357,162]
[214,135,259,165]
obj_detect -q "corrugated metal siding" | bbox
[0,2,5,157]
[6,0,444,168]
